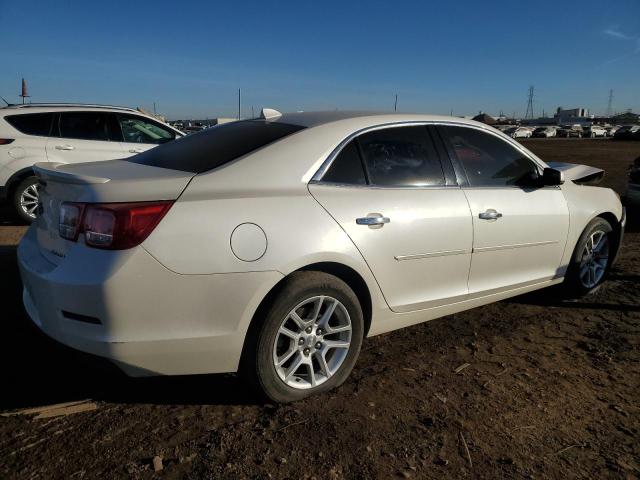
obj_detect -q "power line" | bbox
[524,85,534,119]
[606,89,613,117]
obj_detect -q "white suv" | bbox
[0,104,184,222]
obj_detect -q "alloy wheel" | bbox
[20,183,39,219]
[272,295,352,389]
[579,230,609,289]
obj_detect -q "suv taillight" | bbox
[59,201,173,249]
[0,139,15,145]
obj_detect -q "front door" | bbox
[438,125,569,295]
[309,125,473,313]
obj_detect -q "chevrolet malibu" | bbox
[18,110,625,402]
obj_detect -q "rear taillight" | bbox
[59,201,173,250]
[59,202,85,241]
[0,139,15,145]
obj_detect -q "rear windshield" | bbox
[128,120,305,173]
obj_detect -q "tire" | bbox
[243,271,364,403]
[562,217,613,297]
[12,175,40,223]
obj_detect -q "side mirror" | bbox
[542,168,564,186]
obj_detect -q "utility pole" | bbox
[237,88,241,120]
[606,89,613,117]
[525,85,534,119]
[394,94,398,112]
[153,102,157,115]
[20,78,30,104]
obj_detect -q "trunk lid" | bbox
[33,160,195,264]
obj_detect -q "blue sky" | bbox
[0,0,638,120]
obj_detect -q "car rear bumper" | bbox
[18,227,283,377]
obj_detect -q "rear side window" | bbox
[58,112,114,141]
[357,126,445,186]
[322,141,366,185]
[5,113,54,136]
[441,126,539,187]
[129,120,305,173]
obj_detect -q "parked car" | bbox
[605,125,620,137]
[583,125,607,138]
[557,125,584,138]
[627,157,640,207]
[532,126,556,138]
[505,126,532,138]
[614,125,640,140]
[0,104,185,222]
[18,110,625,402]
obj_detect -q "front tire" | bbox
[245,271,364,403]
[12,176,40,223]
[562,217,613,297]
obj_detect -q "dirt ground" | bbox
[0,139,638,479]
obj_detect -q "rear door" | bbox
[438,125,569,295]
[45,111,124,164]
[309,125,473,313]
[115,113,178,155]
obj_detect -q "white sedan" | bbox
[18,110,625,402]
[506,126,532,139]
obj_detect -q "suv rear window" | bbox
[5,113,54,136]
[129,120,305,173]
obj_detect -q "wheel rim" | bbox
[273,295,352,390]
[19,183,39,219]
[579,230,609,289]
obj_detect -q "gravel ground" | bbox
[0,139,638,479]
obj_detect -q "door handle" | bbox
[55,144,75,151]
[479,209,503,220]
[129,148,144,153]
[356,215,390,226]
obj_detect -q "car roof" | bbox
[265,110,485,129]
[0,103,140,114]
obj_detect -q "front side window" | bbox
[118,114,175,144]
[441,126,539,187]
[58,112,114,141]
[357,126,445,186]
[5,113,54,137]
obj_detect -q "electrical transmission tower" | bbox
[606,89,613,117]
[524,86,534,119]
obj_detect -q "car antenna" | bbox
[0,96,11,106]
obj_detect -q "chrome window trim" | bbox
[311,120,547,188]
[308,181,461,191]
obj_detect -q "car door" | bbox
[45,111,124,164]
[115,113,177,156]
[438,125,569,296]
[309,125,473,313]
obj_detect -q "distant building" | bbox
[555,107,589,118]
[554,107,593,125]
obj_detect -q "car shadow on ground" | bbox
[0,246,259,411]
[0,205,23,226]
